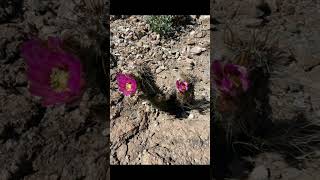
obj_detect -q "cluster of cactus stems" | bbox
[211,59,250,113]
[116,66,209,118]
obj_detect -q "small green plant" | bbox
[146,15,174,37]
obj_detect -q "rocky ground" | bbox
[212,0,320,179]
[110,15,210,165]
[0,0,109,179]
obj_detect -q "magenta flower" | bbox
[116,73,137,96]
[20,37,85,106]
[211,60,249,96]
[176,80,189,94]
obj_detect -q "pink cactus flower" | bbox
[20,37,85,106]
[116,73,137,96]
[176,80,189,94]
[211,60,249,96]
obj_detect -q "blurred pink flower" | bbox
[211,60,249,96]
[176,80,189,94]
[116,73,137,96]
[20,37,85,106]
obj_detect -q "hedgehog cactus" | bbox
[175,73,195,106]
[211,60,249,97]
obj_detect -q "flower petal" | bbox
[21,39,48,68]
[29,82,53,97]
[47,36,63,51]
[211,60,224,79]
[224,63,242,76]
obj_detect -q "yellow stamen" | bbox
[50,68,69,92]
[230,76,241,88]
[126,83,132,91]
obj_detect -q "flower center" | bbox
[229,75,241,88]
[177,81,188,93]
[181,84,187,90]
[50,68,69,92]
[125,83,132,91]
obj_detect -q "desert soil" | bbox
[0,0,109,179]
[212,0,320,179]
[110,15,210,165]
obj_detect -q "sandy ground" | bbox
[110,15,210,165]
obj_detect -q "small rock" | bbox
[199,15,210,22]
[136,41,143,47]
[286,22,300,33]
[248,165,269,180]
[190,15,197,20]
[195,31,206,38]
[284,5,295,16]
[282,167,301,179]
[171,49,179,54]
[190,31,196,37]
[186,39,195,45]
[186,66,193,70]
[102,128,110,136]
[117,144,128,161]
[15,71,27,85]
[5,6,13,15]
[0,169,10,180]
[190,46,206,55]
[174,52,180,59]
[154,121,159,127]
[188,113,194,119]
[244,18,263,28]
[181,46,191,56]
[156,66,166,74]
[152,39,160,45]
[255,8,265,18]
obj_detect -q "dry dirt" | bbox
[110,15,210,165]
[0,0,109,179]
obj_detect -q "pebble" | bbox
[154,121,159,127]
[248,165,269,180]
[175,52,180,58]
[244,18,263,28]
[136,41,143,47]
[102,128,110,136]
[186,39,195,45]
[199,15,210,22]
[186,65,193,70]
[190,46,206,55]
[190,31,196,37]
[188,113,194,119]
[152,39,160,45]
[181,46,190,56]
[156,66,166,73]
[195,31,206,38]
